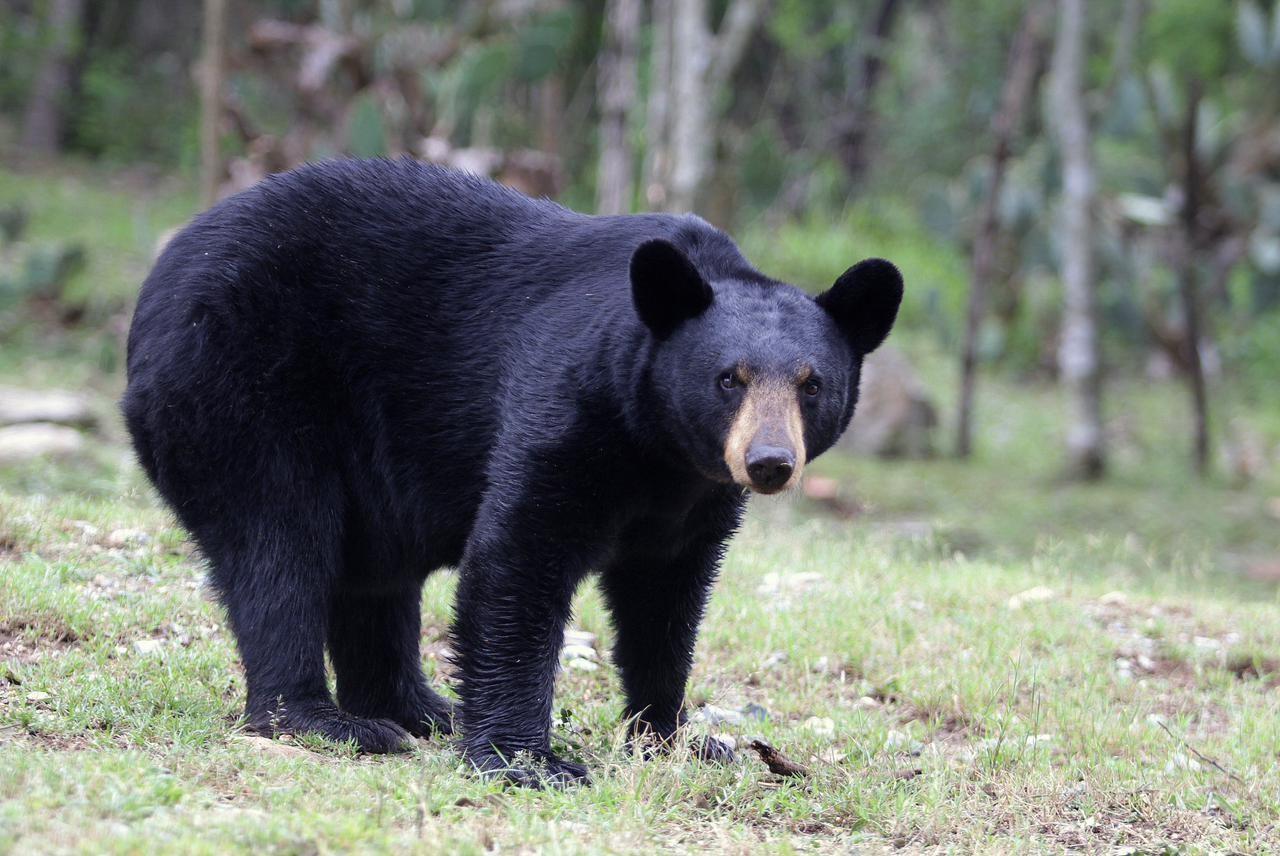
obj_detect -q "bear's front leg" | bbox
[600,529,737,764]
[451,510,597,787]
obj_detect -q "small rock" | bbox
[1099,591,1128,605]
[884,729,924,755]
[233,735,311,759]
[0,387,96,429]
[133,639,164,655]
[560,644,596,661]
[106,529,150,548]
[25,691,51,702]
[1024,734,1054,749]
[1165,752,1201,773]
[711,734,737,751]
[741,703,770,722]
[0,423,86,464]
[854,696,882,710]
[803,716,836,738]
[695,704,745,726]
[812,656,831,673]
[1007,586,1055,610]
[760,651,787,670]
[565,657,598,672]
[71,521,101,539]
[562,629,596,648]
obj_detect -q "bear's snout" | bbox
[723,375,806,493]
[745,445,795,493]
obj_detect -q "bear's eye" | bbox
[718,372,738,391]
[803,379,821,397]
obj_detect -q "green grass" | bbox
[2,164,1280,851]
[3,485,1280,852]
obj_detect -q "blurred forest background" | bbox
[1,0,1278,579]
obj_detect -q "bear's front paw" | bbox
[249,700,413,754]
[694,735,736,764]
[464,744,591,789]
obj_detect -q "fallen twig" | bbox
[1155,720,1244,785]
[748,740,810,778]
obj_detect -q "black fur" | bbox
[122,158,901,786]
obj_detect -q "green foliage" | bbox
[0,4,44,115]
[740,201,970,343]
[737,127,787,208]
[512,8,577,82]
[346,92,387,159]
[71,51,197,166]
[1142,0,1237,83]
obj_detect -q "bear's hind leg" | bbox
[328,587,457,737]
[208,508,413,754]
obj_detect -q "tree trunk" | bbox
[666,0,710,212]
[954,0,1051,457]
[597,0,641,215]
[834,0,901,183]
[200,0,229,206]
[1179,81,1211,476]
[643,0,674,209]
[660,0,766,213]
[1049,0,1106,479]
[21,0,86,155]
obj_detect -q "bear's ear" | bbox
[814,258,903,356]
[630,239,713,339]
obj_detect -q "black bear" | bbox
[123,158,901,786]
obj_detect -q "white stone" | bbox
[1007,586,1055,609]
[560,643,596,661]
[803,716,836,738]
[106,529,151,548]
[0,387,95,428]
[694,705,744,726]
[133,639,164,655]
[0,423,85,464]
[562,629,597,648]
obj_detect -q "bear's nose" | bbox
[745,446,795,493]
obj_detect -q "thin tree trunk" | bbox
[21,0,86,154]
[597,0,641,215]
[834,0,901,182]
[666,0,710,212]
[536,77,564,159]
[1179,81,1210,476]
[1050,0,1105,479]
[200,0,229,207]
[662,0,766,213]
[708,0,768,92]
[643,0,674,209]
[955,0,1051,457]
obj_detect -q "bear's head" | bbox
[631,239,902,494]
